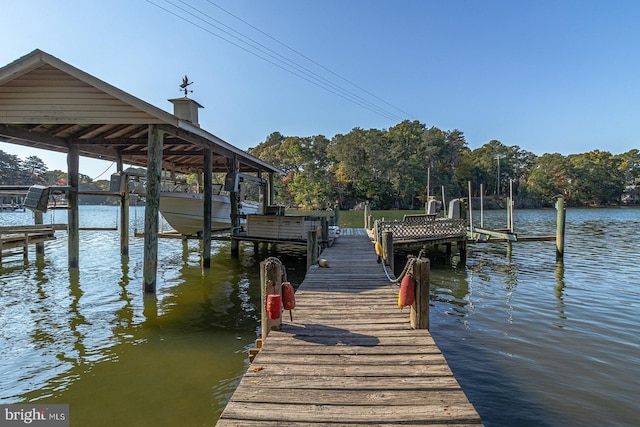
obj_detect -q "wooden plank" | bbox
[219,402,480,425]
[229,388,472,406]
[216,233,482,426]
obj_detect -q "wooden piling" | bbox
[230,156,240,257]
[321,217,328,248]
[260,258,283,342]
[120,178,130,257]
[364,201,370,228]
[506,197,512,232]
[117,156,129,257]
[67,143,79,270]
[142,124,163,293]
[34,211,44,255]
[382,230,394,273]
[202,148,212,269]
[306,230,318,271]
[556,196,566,259]
[410,257,430,330]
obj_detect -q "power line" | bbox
[166,0,403,121]
[205,0,418,121]
[145,0,411,122]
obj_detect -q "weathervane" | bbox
[179,75,194,96]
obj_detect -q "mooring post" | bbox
[321,216,329,248]
[410,257,430,330]
[364,201,370,228]
[556,196,566,259]
[506,196,512,232]
[306,229,318,271]
[260,258,283,342]
[459,198,468,262]
[382,230,394,273]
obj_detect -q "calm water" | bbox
[1,206,638,426]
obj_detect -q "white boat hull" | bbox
[159,192,259,236]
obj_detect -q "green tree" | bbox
[615,149,640,185]
[0,150,23,184]
[569,150,625,205]
[527,153,572,205]
[21,155,48,183]
[388,120,426,208]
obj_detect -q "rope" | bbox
[92,162,115,181]
[380,249,426,285]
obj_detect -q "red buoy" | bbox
[266,294,282,320]
[282,282,295,310]
[398,274,415,307]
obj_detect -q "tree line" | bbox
[3,119,639,210]
[0,150,114,205]
[249,120,640,209]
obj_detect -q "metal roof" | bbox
[0,49,281,176]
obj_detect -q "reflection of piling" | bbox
[556,196,566,259]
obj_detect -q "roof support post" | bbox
[67,142,80,270]
[143,124,163,293]
[230,155,240,258]
[117,153,129,257]
[268,172,275,207]
[202,148,212,269]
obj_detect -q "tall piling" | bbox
[556,196,566,259]
[410,257,430,330]
[260,258,283,342]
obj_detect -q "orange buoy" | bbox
[398,274,415,307]
[266,294,282,320]
[282,282,295,310]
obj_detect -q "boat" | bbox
[159,184,259,236]
[329,225,340,241]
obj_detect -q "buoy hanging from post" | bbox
[375,241,383,263]
[282,281,295,321]
[398,274,415,307]
[266,294,282,320]
[282,282,295,310]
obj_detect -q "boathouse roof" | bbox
[0,49,281,175]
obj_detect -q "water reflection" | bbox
[68,271,89,371]
[553,259,567,328]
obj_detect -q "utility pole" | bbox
[496,154,505,196]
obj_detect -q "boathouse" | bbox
[0,49,282,292]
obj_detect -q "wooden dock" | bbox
[0,225,56,260]
[216,230,482,426]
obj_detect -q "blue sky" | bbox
[1,0,638,177]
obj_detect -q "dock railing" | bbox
[376,215,467,242]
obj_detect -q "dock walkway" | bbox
[216,229,482,426]
[0,225,56,260]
